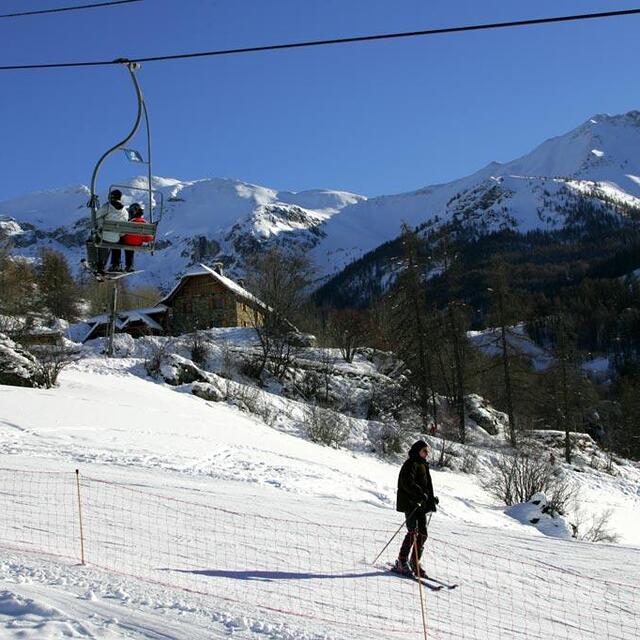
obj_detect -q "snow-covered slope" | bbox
[2,111,640,290]
[1,339,639,639]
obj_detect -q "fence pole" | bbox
[75,469,85,565]
[413,533,428,640]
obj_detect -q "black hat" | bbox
[110,189,123,200]
[409,440,428,459]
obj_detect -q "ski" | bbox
[421,574,458,590]
[81,260,143,282]
[399,572,443,591]
[382,564,443,591]
[102,269,144,280]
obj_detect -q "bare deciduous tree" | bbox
[189,330,209,366]
[327,308,368,363]
[246,247,313,381]
[0,243,38,333]
[305,404,350,447]
[572,507,620,544]
[144,340,169,378]
[483,449,574,513]
[37,248,79,321]
[30,343,80,388]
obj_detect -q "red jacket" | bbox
[122,215,154,246]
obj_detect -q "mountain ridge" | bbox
[2,110,639,291]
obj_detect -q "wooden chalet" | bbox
[160,263,262,333]
[82,264,264,341]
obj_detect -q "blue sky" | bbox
[1,0,639,201]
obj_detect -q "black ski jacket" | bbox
[396,442,435,513]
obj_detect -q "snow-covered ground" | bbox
[1,344,639,638]
[468,324,554,371]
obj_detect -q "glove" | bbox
[422,495,438,513]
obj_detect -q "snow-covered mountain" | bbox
[2,111,640,291]
[314,110,640,275]
[0,176,364,288]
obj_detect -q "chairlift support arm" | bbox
[89,59,153,224]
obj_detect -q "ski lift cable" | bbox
[0,0,143,19]
[1,7,639,70]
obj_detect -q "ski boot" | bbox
[393,558,413,576]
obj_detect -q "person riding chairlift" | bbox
[122,202,153,272]
[95,189,128,273]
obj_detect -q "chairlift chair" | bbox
[84,60,164,276]
[92,184,163,254]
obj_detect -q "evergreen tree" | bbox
[617,375,640,459]
[535,312,597,463]
[486,258,529,447]
[389,225,439,430]
[437,233,473,444]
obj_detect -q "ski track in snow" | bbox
[0,553,328,640]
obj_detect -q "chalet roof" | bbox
[83,304,167,341]
[26,327,65,337]
[85,304,167,326]
[160,264,266,309]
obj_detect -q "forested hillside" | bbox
[315,198,640,460]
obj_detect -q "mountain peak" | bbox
[583,110,640,127]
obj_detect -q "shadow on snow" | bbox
[161,568,389,582]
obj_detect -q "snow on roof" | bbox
[27,327,65,336]
[160,264,266,309]
[82,304,168,341]
[127,304,167,316]
[67,321,94,343]
[198,263,266,308]
[121,312,163,332]
[85,304,167,326]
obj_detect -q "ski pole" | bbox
[372,505,420,566]
[424,512,433,541]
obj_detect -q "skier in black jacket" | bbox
[395,439,438,575]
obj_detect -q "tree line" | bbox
[0,241,159,334]
[310,213,640,461]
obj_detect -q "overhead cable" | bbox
[0,0,143,19]
[1,7,639,70]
